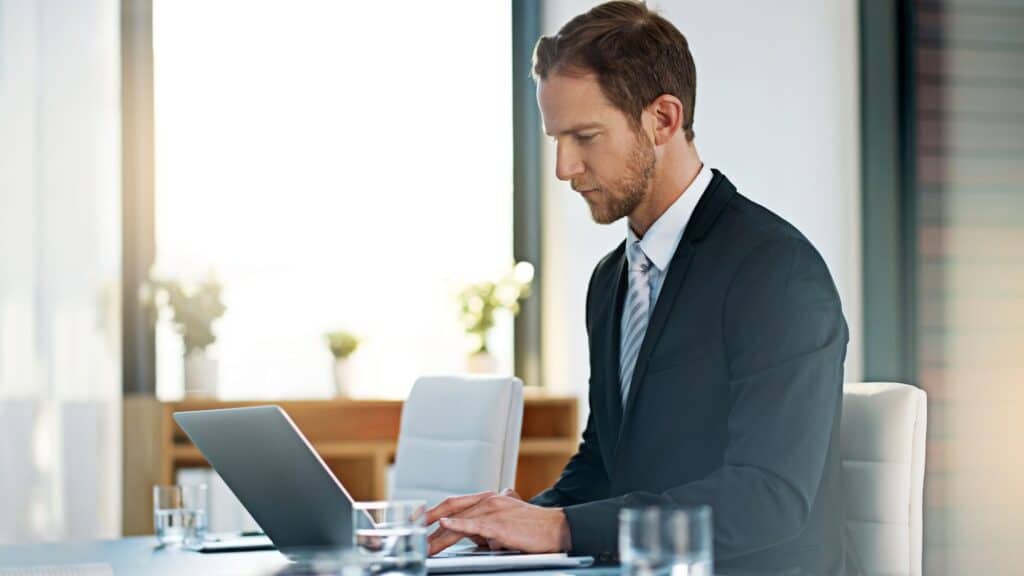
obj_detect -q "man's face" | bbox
[538,72,656,225]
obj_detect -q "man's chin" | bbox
[584,194,640,225]
[588,206,623,225]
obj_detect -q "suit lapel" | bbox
[612,170,736,461]
[593,247,622,461]
[603,253,627,441]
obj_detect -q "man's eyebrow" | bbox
[546,122,605,136]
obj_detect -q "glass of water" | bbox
[620,505,713,576]
[153,484,208,549]
[352,500,427,576]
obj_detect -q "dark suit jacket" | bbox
[532,170,848,575]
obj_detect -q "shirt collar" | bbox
[626,163,712,272]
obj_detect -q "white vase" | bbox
[333,358,354,397]
[466,351,498,374]
[184,351,218,397]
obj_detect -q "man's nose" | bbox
[555,145,584,182]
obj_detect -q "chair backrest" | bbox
[842,382,927,576]
[391,375,524,508]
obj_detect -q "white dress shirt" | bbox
[624,163,713,312]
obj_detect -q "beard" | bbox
[576,130,656,225]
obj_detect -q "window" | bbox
[152,0,513,399]
[914,4,1024,573]
[863,1,1024,572]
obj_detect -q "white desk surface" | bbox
[0,536,619,576]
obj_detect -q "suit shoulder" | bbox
[713,191,828,267]
[714,193,841,309]
[721,192,810,246]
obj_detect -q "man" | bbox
[426,2,848,573]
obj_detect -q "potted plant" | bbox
[141,273,226,397]
[325,330,361,397]
[457,261,534,373]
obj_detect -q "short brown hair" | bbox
[533,1,697,141]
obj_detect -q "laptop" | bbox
[173,406,593,573]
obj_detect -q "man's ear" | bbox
[648,94,684,146]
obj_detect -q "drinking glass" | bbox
[352,500,428,576]
[620,505,713,576]
[153,484,208,549]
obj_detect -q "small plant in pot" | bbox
[141,272,227,397]
[325,330,361,397]
[457,261,534,373]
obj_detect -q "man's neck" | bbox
[628,143,703,238]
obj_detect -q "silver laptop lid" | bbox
[173,405,356,551]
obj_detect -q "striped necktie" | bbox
[620,240,652,407]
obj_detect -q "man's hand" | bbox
[425,489,571,556]
[425,491,501,550]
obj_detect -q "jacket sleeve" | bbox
[531,262,611,508]
[530,411,610,507]
[561,237,848,560]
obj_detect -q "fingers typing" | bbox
[425,491,495,526]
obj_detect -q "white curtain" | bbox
[0,0,122,543]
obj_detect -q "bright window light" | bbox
[153,0,513,399]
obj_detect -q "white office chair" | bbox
[390,375,524,509]
[842,382,927,576]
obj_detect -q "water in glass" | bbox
[353,500,427,576]
[153,484,208,549]
[154,507,207,548]
[620,506,713,576]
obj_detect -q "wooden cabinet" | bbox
[122,392,578,535]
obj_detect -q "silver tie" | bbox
[619,241,652,407]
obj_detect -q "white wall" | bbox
[541,0,862,419]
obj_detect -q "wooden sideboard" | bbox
[122,392,578,535]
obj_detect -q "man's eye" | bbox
[576,134,596,143]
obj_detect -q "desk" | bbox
[0,538,813,575]
[0,537,284,575]
[122,392,579,535]
[0,537,619,576]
